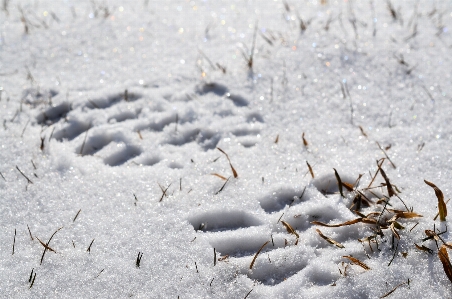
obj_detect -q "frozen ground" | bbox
[1,0,452,298]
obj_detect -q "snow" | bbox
[1,0,452,298]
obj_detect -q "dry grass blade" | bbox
[302,132,308,147]
[215,176,230,195]
[281,221,299,239]
[229,164,238,178]
[249,241,269,269]
[390,223,400,240]
[414,243,433,254]
[16,165,33,185]
[158,183,172,202]
[343,256,370,270]
[12,229,16,255]
[36,237,57,253]
[380,279,410,298]
[333,168,344,198]
[217,147,238,178]
[87,239,95,253]
[435,199,451,220]
[394,212,422,219]
[311,218,362,227]
[376,141,396,169]
[27,224,34,241]
[359,126,368,137]
[424,180,447,221]
[342,182,354,192]
[211,173,227,181]
[424,230,440,241]
[368,159,385,188]
[73,209,81,222]
[362,218,378,225]
[316,229,344,248]
[79,129,89,155]
[379,167,395,197]
[306,161,314,178]
[40,226,63,265]
[438,245,452,284]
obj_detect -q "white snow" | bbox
[1,0,452,298]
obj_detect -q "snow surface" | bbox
[1,0,452,298]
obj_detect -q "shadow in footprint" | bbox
[134,113,176,132]
[87,91,141,109]
[238,138,258,148]
[196,82,228,96]
[247,251,309,286]
[23,88,58,107]
[312,172,356,196]
[108,110,138,123]
[79,134,113,156]
[36,102,71,125]
[133,155,161,166]
[259,188,302,213]
[53,120,91,141]
[208,228,277,257]
[104,145,142,166]
[167,128,220,151]
[168,161,184,169]
[188,210,262,232]
[246,112,264,123]
[231,127,260,137]
[226,93,249,107]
